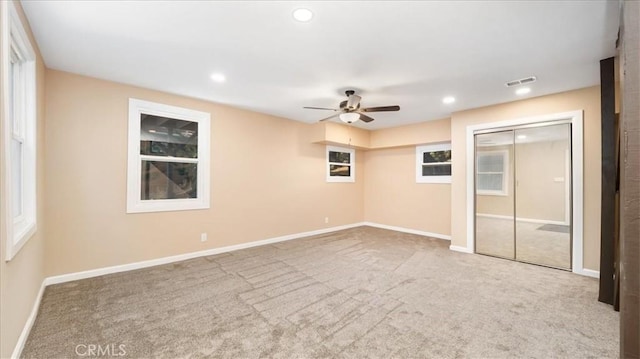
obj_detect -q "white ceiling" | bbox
[21,1,619,130]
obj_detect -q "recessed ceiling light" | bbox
[293,8,313,22]
[210,73,226,83]
[442,96,455,104]
[515,87,531,95]
[517,134,527,139]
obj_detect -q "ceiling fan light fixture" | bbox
[339,112,360,124]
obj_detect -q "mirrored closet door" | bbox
[474,131,515,260]
[474,122,572,270]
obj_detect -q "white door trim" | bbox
[464,110,587,275]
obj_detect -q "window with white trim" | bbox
[3,1,37,260]
[476,150,508,195]
[127,99,210,213]
[326,145,355,182]
[416,143,451,183]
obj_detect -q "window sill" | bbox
[417,176,451,184]
[327,177,355,183]
[477,191,508,197]
[5,222,37,261]
[127,198,210,214]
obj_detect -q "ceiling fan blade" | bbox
[304,106,340,111]
[346,94,362,110]
[357,113,375,123]
[318,113,341,122]
[361,105,400,112]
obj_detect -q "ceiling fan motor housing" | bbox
[303,89,400,124]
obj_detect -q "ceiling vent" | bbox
[505,76,537,87]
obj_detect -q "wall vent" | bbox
[505,76,537,87]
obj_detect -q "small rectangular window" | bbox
[127,99,210,213]
[476,150,508,195]
[326,146,355,182]
[416,143,451,183]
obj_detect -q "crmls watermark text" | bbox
[75,344,126,357]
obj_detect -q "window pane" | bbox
[11,139,23,217]
[141,161,197,200]
[329,151,350,163]
[422,164,451,176]
[329,164,351,177]
[423,150,451,164]
[140,114,198,158]
[477,154,503,172]
[477,173,503,191]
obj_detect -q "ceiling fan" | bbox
[304,90,400,124]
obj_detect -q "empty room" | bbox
[1,1,638,358]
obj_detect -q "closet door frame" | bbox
[464,110,592,277]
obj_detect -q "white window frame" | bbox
[326,145,355,183]
[127,98,210,213]
[416,143,451,183]
[2,1,37,261]
[476,150,509,196]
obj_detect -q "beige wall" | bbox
[0,2,47,357]
[451,86,602,271]
[369,118,451,149]
[44,70,365,276]
[364,147,451,236]
[364,119,452,236]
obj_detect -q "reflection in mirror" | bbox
[514,124,571,269]
[475,131,515,259]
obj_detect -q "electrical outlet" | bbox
[200,233,207,242]
[325,217,329,224]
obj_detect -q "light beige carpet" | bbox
[22,227,618,358]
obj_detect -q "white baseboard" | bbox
[574,268,600,278]
[449,245,473,253]
[362,222,451,240]
[11,280,46,359]
[45,222,366,286]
